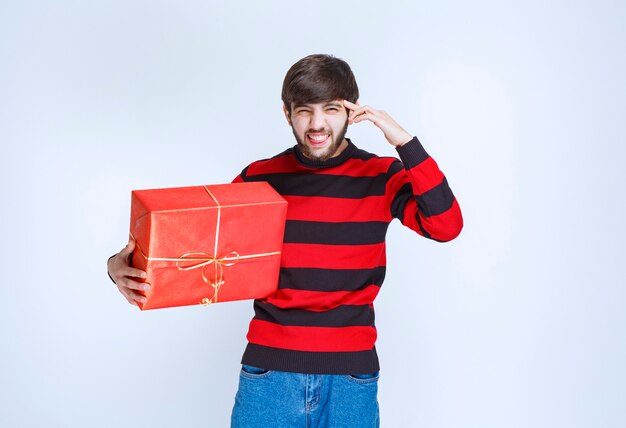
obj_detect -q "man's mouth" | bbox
[307,133,331,146]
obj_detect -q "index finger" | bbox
[343,99,359,111]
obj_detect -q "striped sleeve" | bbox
[386,137,463,242]
[231,166,249,183]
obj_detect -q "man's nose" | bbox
[309,110,326,130]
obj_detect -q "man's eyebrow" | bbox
[292,101,343,109]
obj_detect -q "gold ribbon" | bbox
[132,186,281,306]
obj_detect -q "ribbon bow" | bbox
[175,251,240,305]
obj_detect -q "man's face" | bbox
[285,100,349,161]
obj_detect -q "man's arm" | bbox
[343,100,463,241]
[386,138,463,241]
[107,236,151,306]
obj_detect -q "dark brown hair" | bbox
[281,54,359,113]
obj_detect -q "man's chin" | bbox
[300,144,336,162]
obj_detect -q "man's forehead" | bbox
[292,100,344,109]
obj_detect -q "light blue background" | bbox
[1,1,625,427]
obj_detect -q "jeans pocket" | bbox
[240,364,271,379]
[347,371,380,384]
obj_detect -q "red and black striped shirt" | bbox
[233,137,463,374]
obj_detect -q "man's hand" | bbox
[107,236,150,307]
[343,100,413,147]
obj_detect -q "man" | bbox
[108,54,463,427]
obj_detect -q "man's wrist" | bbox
[386,132,412,147]
[393,131,414,147]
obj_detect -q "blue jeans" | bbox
[231,365,380,427]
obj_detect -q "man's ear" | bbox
[282,103,292,125]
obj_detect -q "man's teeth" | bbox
[309,134,329,142]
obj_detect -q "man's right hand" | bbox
[107,236,151,307]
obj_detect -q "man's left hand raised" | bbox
[343,100,413,147]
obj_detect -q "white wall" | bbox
[1,1,624,427]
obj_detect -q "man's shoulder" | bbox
[349,141,400,168]
[239,147,296,180]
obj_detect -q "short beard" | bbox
[293,119,349,162]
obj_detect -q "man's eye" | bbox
[327,108,339,112]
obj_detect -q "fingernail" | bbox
[144,284,152,291]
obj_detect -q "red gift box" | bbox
[129,182,287,310]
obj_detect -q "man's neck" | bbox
[330,139,349,159]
